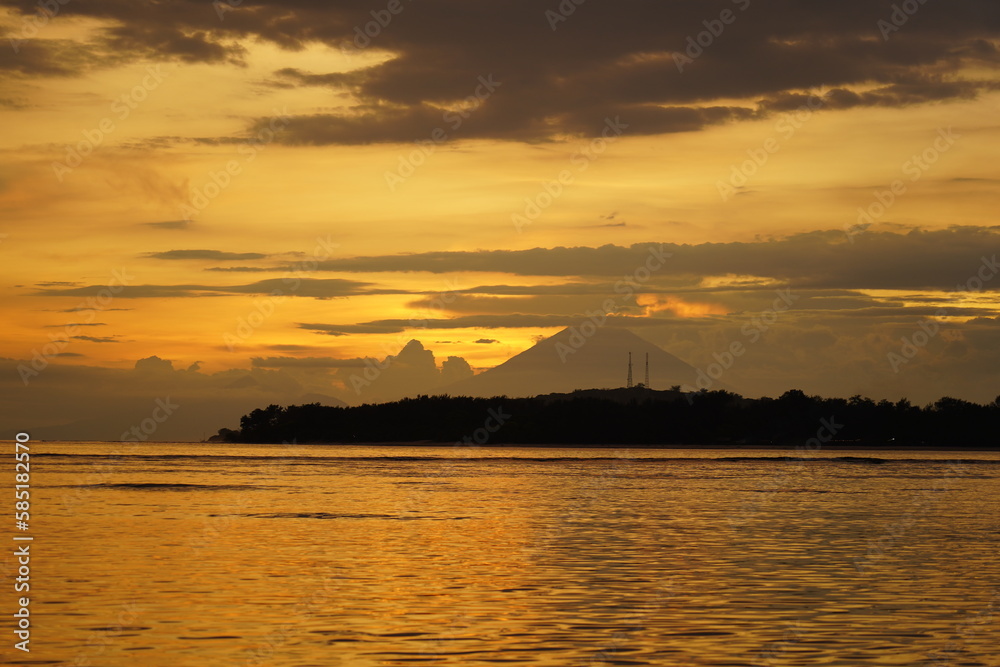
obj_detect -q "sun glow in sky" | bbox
[2,0,1000,438]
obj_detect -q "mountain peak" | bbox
[444,326,698,397]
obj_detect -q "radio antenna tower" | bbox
[645,353,649,388]
[626,352,633,388]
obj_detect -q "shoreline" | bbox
[35,440,1000,452]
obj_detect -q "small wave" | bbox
[238,512,470,520]
[745,489,866,494]
[716,456,887,463]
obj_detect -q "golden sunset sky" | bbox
[2,0,999,438]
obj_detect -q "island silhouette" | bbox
[213,389,1000,448]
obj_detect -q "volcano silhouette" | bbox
[443,326,701,398]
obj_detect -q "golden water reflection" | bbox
[10,444,1000,666]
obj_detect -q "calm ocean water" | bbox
[8,442,1000,666]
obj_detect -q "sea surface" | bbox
[6,442,1000,666]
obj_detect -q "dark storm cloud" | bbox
[2,1,997,142]
[1,1,243,75]
[757,81,997,114]
[100,23,245,65]
[0,38,109,76]
[255,0,1000,143]
[146,249,269,261]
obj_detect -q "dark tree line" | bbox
[213,389,1000,448]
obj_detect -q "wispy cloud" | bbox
[146,249,270,261]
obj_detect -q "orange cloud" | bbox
[636,294,729,318]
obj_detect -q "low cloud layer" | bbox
[293,228,1000,293]
[0,344,473,440]
[30,278,390,299]
[30,229,1000,300]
